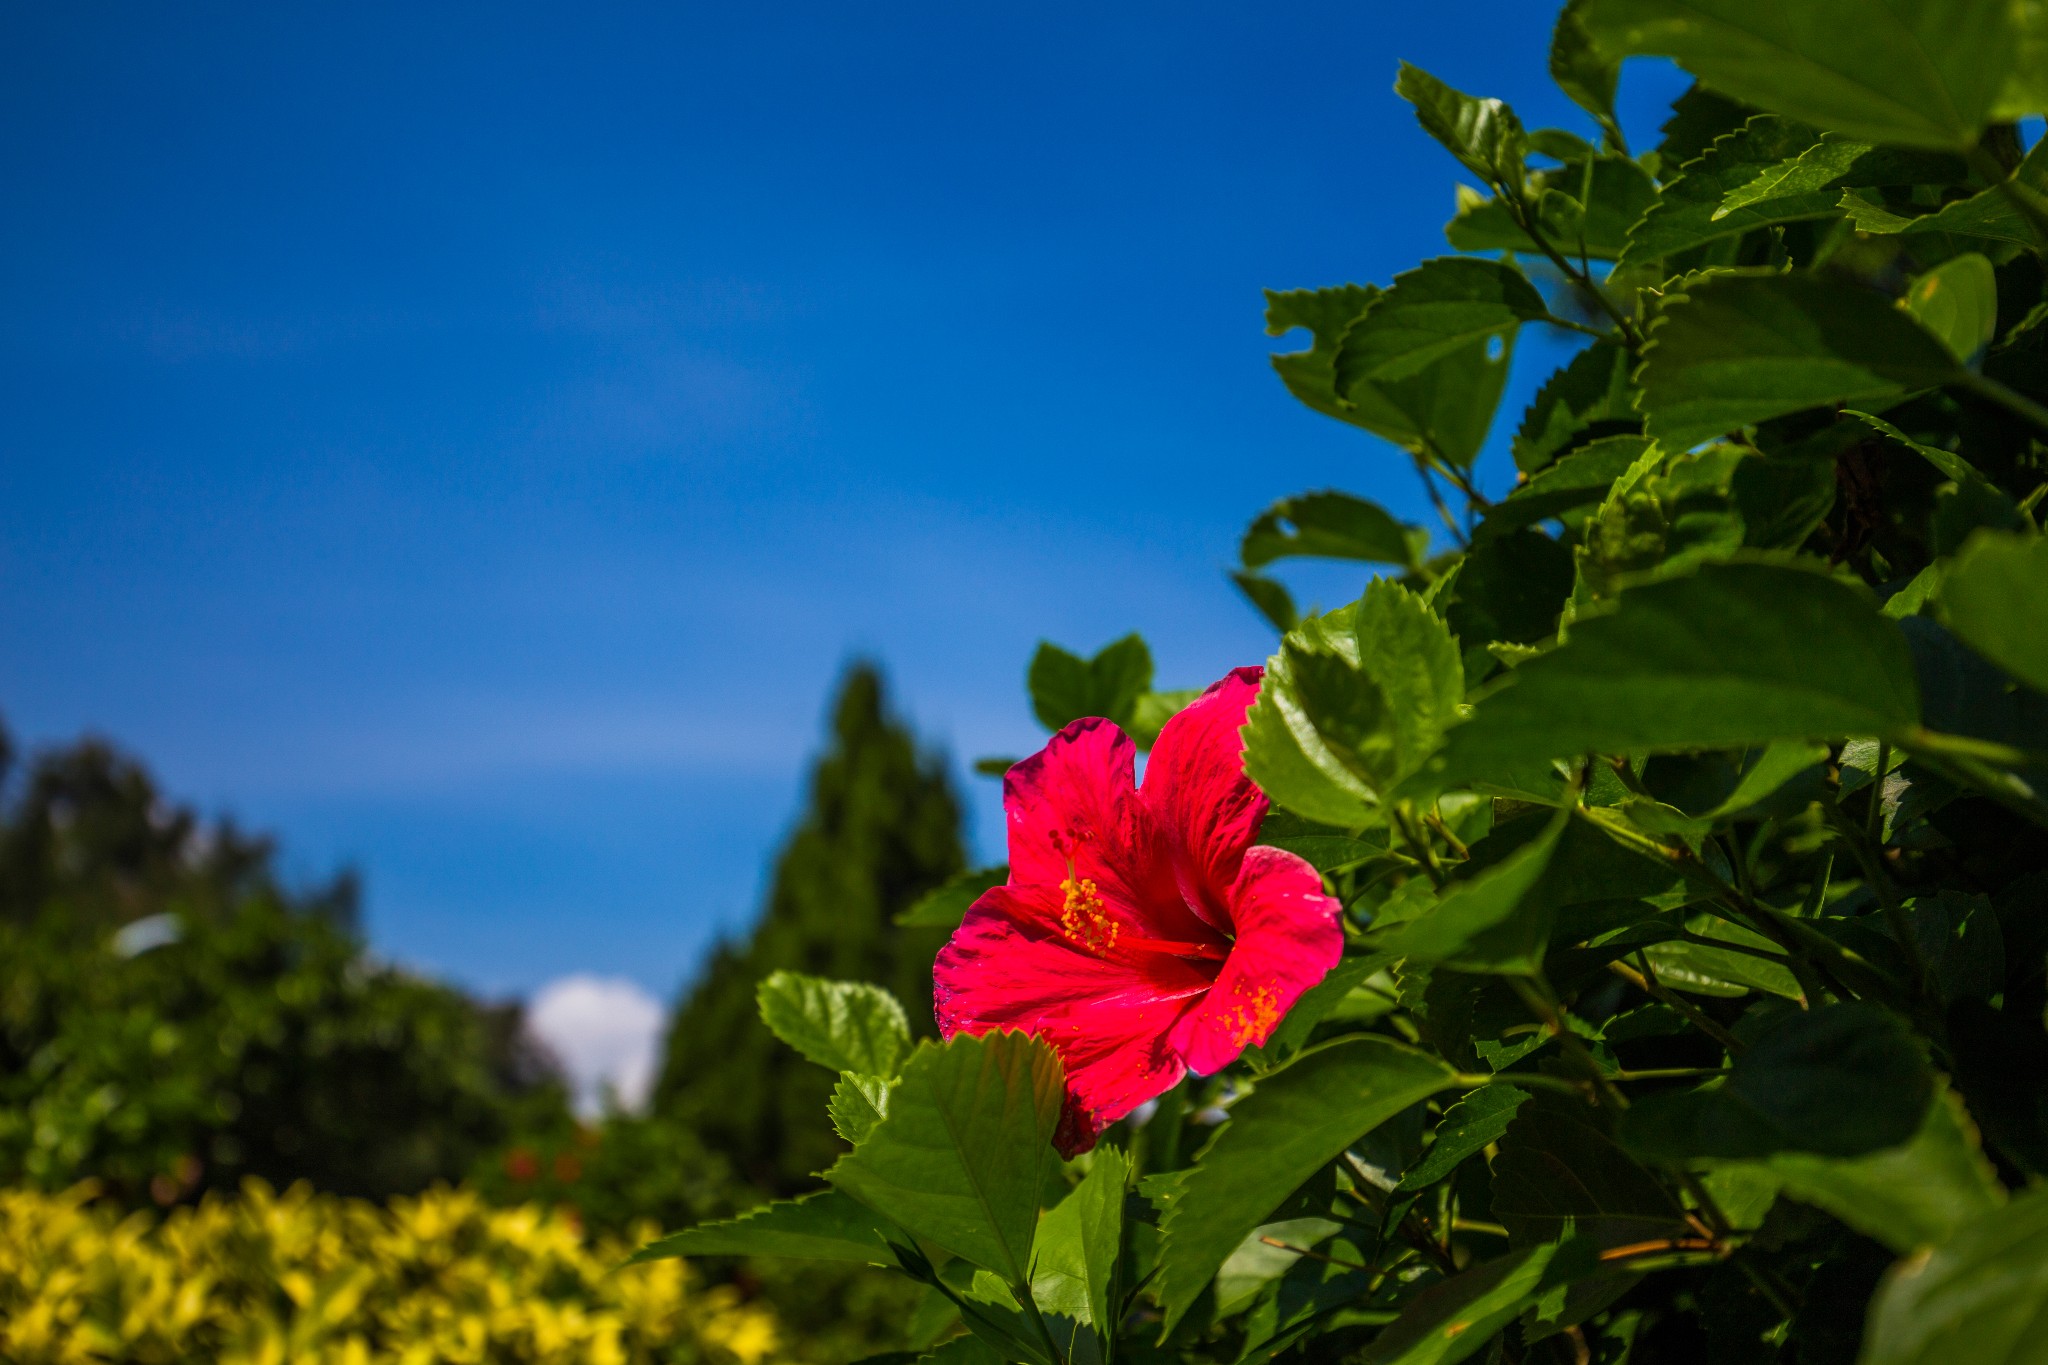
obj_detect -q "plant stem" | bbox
[1610,1065,1731,1081]
[1508,975,1627,1109]
[1866,739,1891,842]
[1411,454,1469,547]
[1626,950,1748,1055]
[1823,802,1929,1001]
[1509,204,1645,349]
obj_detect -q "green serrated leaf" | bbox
[897,865,1009,929]
[1939,531,2048,696]
[1840,138,2048,249]
[1487,436,1654,539]
[1394,62,1526,191]
[1241,491,1426,572]
[1623,1002,1933,1160]
[1030,1145,1127,1336]
[1353,579,1465,782]
[1620,116,1825,267]
[1155,1037,1459,1332]
[1416,563,1920,793]
[1512,342,1638,473]
[1243,637,1379,828]
[1714,137,1969,219]
[1636,272,1964,450]
[1397,1085,1531,1192]
[627,1189,896,1265]
[831,1072,893,1144]
[827,1032,1065,1284]
[1028,634,1154,732]
[757,971,913,1078]
[1334,257,1546,390]
[1580,0,2020,150]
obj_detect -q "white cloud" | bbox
[527,974,667,1118]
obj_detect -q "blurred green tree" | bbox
[0,723,568,1202]
[652,663,966,1193]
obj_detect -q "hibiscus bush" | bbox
[638,2,2048,1362]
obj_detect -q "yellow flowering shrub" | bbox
[0,1182,781,1365]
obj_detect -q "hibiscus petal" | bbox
[1002,717,1211,946]
[1141,667,1269,931]
[935,885,1210,1154]
[1168,845,1343,1077]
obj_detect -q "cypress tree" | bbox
[652,663,966,1193]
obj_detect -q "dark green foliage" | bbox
[651,664,966,1193]
[0,726,562,1202]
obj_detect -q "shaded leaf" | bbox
[1622,1003,1933,1160]
[1512,342,1638,473]
[1550,0,1625,148]
[1486,436,1653,539]
[1620,116,1825,267]
[1939,530,2048,696]
[1863,1183,2048,1365]
[1233,570,1300,634]
[1491,1100,1692,1249]
[1359,1239,1598,1365]
[1398,1085,1531,1192]
[1156,1037,1458,1330]
[1383,812,1569,974]
[1904,253,1999,365]
[1758,1085,2005,1253]
[1841,139,2048,250]
[1715,137,1969,219]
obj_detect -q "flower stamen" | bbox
[1223,981,1280,1047]
[1059,874,1120,954]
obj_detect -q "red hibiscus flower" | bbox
[933,667,1344,1155]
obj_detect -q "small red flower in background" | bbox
[934,667,1342,1155]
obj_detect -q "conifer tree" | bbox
[652,663,966,1193]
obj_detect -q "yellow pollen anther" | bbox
[1059,876,1119,953]
[1225,982,1281,1047]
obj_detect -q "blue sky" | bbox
[0,3,1688,1003]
